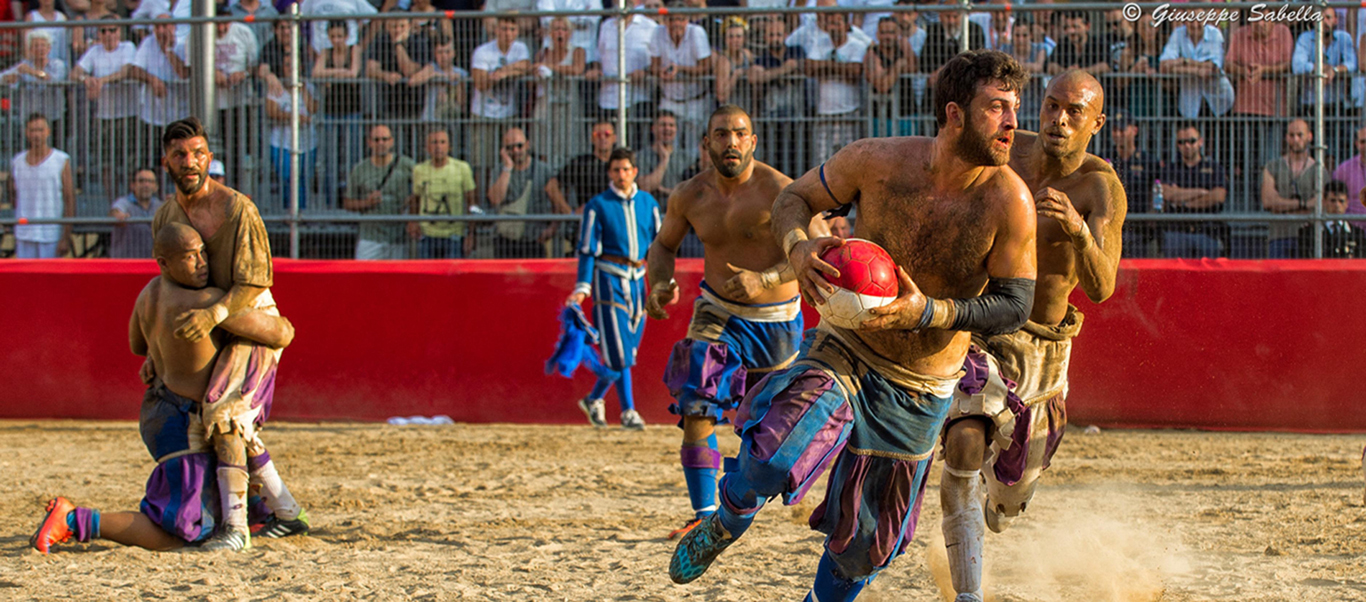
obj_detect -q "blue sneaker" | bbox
[669,512,736,584]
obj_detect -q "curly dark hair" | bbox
[933,50,1029,127]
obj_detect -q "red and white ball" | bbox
[813,239,900,329]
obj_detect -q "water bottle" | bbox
[1151,179,1164,213]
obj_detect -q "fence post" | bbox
[959,0,970,53]
[1312,0,1325,259]
[617,0,629,148]
[288,4,302,259]
[191,0,218,146]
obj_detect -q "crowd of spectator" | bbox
[3,0,1366,259]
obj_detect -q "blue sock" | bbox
[805,550,871,602]
[682,433,720,518]
[614,367,635,412]
[589,373,614,401]
[716,478,762,539]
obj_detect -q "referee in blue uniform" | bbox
[565,147,662,430]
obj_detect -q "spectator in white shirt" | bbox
[805,10,868,162]
[787,0,871,54]
[839,0,893,40]
[483,0,540,48]
[213,21,260,185]
[649,8,712,165]
[10,114,74,258]
[591,0,659,148]
[532,17,586,168]
[129,0,192,42]
[470,16,532,180]
[1158,18,1235,119]
[72,23,137,197]
[127,14,189,170]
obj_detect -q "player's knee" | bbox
[826,548,882,583]
[682,415,717,442]
[943,418,990,471]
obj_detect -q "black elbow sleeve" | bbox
[948,277,1036,336]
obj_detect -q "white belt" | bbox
[597,260,646,281]
[700,287,800,323]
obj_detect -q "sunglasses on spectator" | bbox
[504,143,525,150]
[100,27,120,33]
[1177,138,1199,145]
[372,136,391,141]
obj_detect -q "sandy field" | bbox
[3,420,1364,601]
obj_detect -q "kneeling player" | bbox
[31,224,302,552]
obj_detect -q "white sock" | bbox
[217,466,251,531]
[941,467,985,599]
[250,460,301,521]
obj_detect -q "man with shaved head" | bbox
[31,224,297,554]
[1262,119,1326,258]
[938,69,1126,602]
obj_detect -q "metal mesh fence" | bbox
[1,2,1364,260]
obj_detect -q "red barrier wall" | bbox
[2,259,1363,432]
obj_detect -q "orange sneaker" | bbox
[30,497,75,554]
[667,517,705,540]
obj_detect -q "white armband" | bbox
[210,304,229,325]
[573,282,592,297]
[758,267,781,289]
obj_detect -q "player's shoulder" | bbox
[150,196,178,231]
[845,136,921,160]
[1075,156,1127,202]
[1079,152,1119,181]
[136,276,160,306]
[220,187,268,225]
[671,169,712,202]
[984,163,1036,219]
[751,161,793,189]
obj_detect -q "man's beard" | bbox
[955,114,1009,167]
[711,148,753,178]
[170,166,208,195]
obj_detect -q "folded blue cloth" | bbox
[546,306,613,379]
